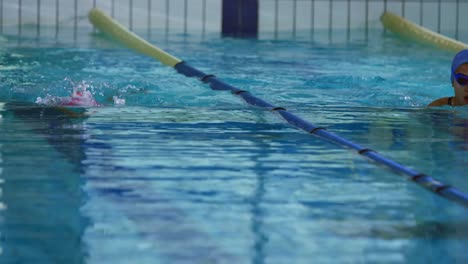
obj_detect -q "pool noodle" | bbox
[381,11,468,52]
[88,8,181,67]
[88,8,468,209]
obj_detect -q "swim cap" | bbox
[451,49,468,82]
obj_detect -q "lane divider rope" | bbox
[88,8,468,209]
[381,11,468,52]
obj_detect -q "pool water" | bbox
[0,27,467,263]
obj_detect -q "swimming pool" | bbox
[0,26,467,263]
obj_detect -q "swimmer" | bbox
[60,89,101,107]
[36,81,101,107]
[429,50,468,107]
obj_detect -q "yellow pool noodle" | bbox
[381,11,468,52]
[88,8,182,67]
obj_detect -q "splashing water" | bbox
[112,96,126,105]
[35,80,104,107]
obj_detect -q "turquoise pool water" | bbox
[0,27,467,263]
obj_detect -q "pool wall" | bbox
[1,0,468,42]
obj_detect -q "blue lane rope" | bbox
[175,62,468,209]
[88,8,468,209]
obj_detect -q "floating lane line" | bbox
[381,11,468,52]
[88,8,468,209]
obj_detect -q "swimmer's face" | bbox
[452,63,468,106]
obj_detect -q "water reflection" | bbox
[0,102,89,263]
[371,220,468,240]
[422,108,468,150]
[80,116,254,263]
[331,219,468,263]
[447,111,468,150]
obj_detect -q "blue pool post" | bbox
[222,0,258,37]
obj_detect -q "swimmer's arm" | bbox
[428,97,450,107]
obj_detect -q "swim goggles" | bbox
[453,72,468,85]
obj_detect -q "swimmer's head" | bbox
[451,49,468,82]
[451,50,468,106]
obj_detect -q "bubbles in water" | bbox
[112,96,126,106]
[35,95,63,105]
